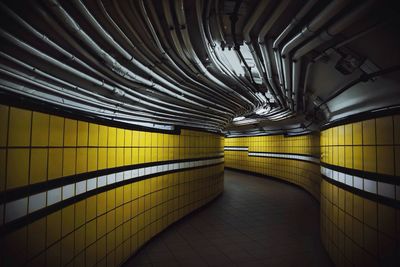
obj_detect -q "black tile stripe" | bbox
[320,162,400,185]
[0,155,224,203]
[321,175,400,209]
[247,153,320,165]
[0,161,224,236]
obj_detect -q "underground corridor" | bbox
[124,169,333,267]
[1,0,400,266]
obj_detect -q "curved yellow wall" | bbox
[320,116,400,266]
[0,105,224,266]
[224,134,321,199]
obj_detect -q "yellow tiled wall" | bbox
[0,105,224,266]
[320,115,400,266]
[225,134,321,199]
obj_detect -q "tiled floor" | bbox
[123,169,333,266]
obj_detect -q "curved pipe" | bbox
[257,0,290,107]
[280,0,348,106]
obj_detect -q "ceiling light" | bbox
[233,116,245,121]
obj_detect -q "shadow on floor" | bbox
[123,169,333,267]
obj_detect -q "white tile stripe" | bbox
[3,157,224,224]
[248,152,320,164]
[321,166,398,201]
[224,147,249,151]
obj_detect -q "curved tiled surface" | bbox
[320,115,400,266]
[224,134,321,199]
[0,105,224,266]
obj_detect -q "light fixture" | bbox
[255,106,271,115]
[233,116,245,121]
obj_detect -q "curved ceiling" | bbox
[0,0,399,135]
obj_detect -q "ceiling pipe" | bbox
[280,0,348,109]
[160,0,252,111]
[257,0,290,108]
[242,0,283,107]
[40,1,228,123]
[291,0,374,112]
[138,0,239,113]
[198,0,257,108]
[272,0,317,98]
[173,0,259,109]
[99,0,234,119]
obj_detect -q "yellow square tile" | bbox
[75,226,85,255]
[124,148,131,166]
[86,196,97,222]
[364,225,378,256]
[338,126,345,145]
[85,219,97,245]
[378,204,396,237]
[77,121,88,146]
[49,116,64,146]
[97,192,107,216]
[46,210,61,246]
[394,115,400,145]
[88,148,98,172]
[116,187,123,207]
[108,148,116,168]
[98,125,108,146]
[132,131,139,147]
[116,148,124,167]
[353,146,363,170]
[376,146,394,175]
[30,148,48,184]
[61,205,75,236]
[376,116,393,145]
[64,119,77,147]
[131,148,138,164]
[46,240,61,266]
[124,130,132,147]
[27,217,46,258]
[145,132,151,147]
[0,105,9,146]
[345,146,353,168]
[8,107,31,147]
[353,122,362,145]
[31,112,49,147]
[363,146,376,173]
[364,199,377,228]
[108,127,117,147]
[48,148,63,180]
[88,123,99,147]
[0,149,6,191]
[97,235,107,260]
[107,210,116,233]
[117,128,125,147]
[63,148,76,176]
[7,148,29,189]
[107,189,116,211]
[76,148,88,174]
[98,148,107,170]
[97,214,107,238]
[338,146,345,167]
[344,124,352,145]
[395,146,400,176]
[61,233,74,266]
[75,200,86,227]
[363,119,376,145]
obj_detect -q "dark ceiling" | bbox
[0,0,399,136]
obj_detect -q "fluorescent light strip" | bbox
[3,157,224,224]
[224,147,249,151]
[248,152,320,164]
[321,166,398,201]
